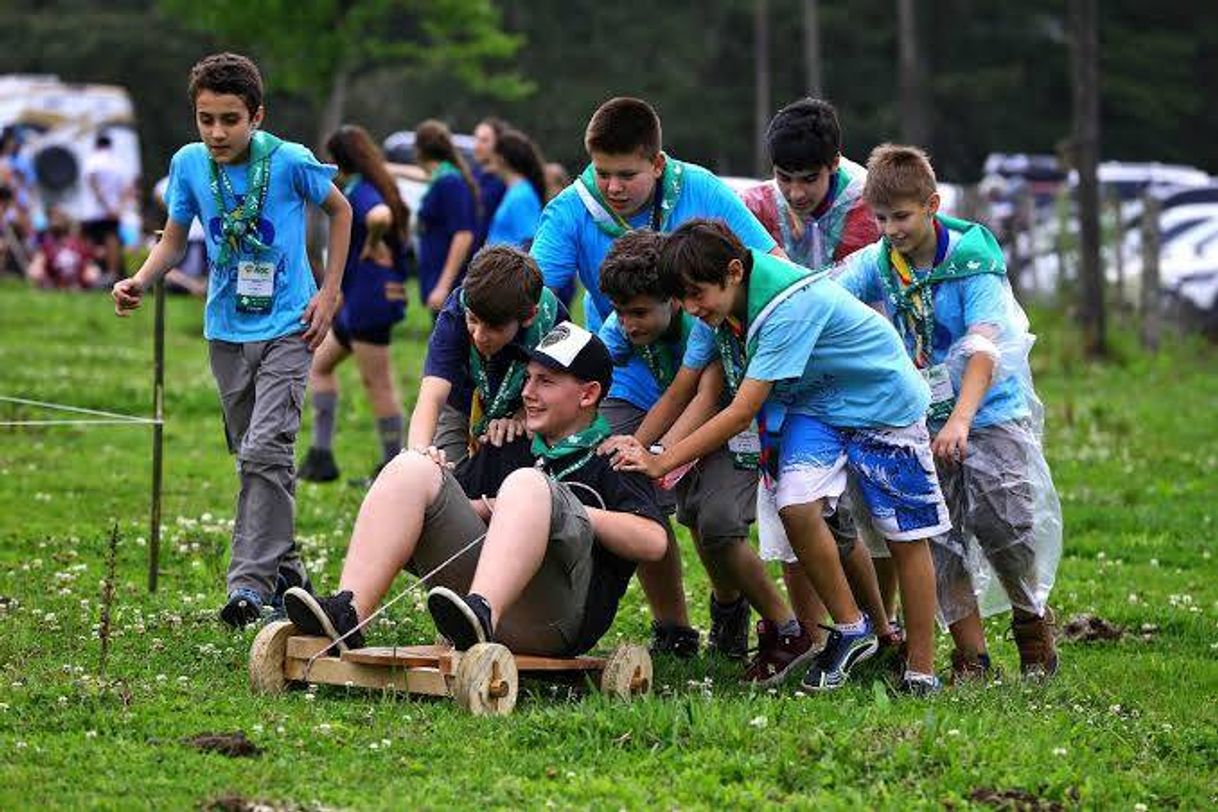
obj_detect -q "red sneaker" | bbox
[742,620,817,686]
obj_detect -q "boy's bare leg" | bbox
[309,331,348,393]
[873,556,900,621]
[886,539,938,674]
[635,525,692,627]
[843,541,895,637]
[338,452,443,619]
[692,533,742,605]
[779,500,863,626]
[702,539,795,624]
[782,562,827,638]
[351,341,401,420]
[948,608,988,658]
[468,468,554,629]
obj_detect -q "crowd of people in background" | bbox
[1,128,134,290]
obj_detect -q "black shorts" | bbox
[81,218,119,245]
[333,320,392,349]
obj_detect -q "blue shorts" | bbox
[768,414,951,542]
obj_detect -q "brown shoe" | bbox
[949,649,994,684]
[1012,607,1059,679]
[742,620,818,686]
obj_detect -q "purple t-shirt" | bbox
[417,173,477,302]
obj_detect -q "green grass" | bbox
[0,280,1216,810]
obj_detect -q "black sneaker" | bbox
[220,588,265,629]
[283,588,364,653]
[268,568,314,620]
[707,594,751,660]
[648,620,700,658]
[427,587,492,651]
[297,447,339,483]
[800,617,879,692]
[347,459,389,490]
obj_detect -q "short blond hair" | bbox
[863,143,937,208]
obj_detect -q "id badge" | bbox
[923,363,956,423]
[728,427,761,470]
[236,259,275,314]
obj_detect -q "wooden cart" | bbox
[249,620,652,716]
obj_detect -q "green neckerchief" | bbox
[429,161,461,186]
[712,252,820,469]
[575,154,685,238]
[464,286,561,436]
[341,172,363,197]
[208,130,283,269]
[531,414,612,481]
[636,309,695,391]
[875,214,1006,368]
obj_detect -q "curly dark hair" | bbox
[188,53,263,116]
[599,230,668,304]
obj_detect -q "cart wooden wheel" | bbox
[600,644,652,699]
[249,620,298,695]
[452,643,518,716]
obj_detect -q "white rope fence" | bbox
[0,396,161,427]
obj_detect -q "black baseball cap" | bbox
[515,321,613,393]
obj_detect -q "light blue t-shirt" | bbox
[486,178,542,248]
[598,311,708,410]
[835,238,1030,427]
[166,138,336,342]
[685,273,930,430]
[530,160,776,335]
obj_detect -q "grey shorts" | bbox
[675,446,757,551]
[433,403,471,468]
[408,465,595,656]
[599,398,675,513]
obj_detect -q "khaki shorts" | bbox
[408,466,595,656]
[599,398,675,513]
[432,403,471,468]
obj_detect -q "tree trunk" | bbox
[1070,0,1106,357]
[754,0,772,178]
[897,0,930,146]
[803,0,823,98]
[317,64,351,154]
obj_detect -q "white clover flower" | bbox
[1052,747,1067,757]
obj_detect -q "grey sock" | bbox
[377,414,404,462]
[777,618,802,638]
[311,391,338,451]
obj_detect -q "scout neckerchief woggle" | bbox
[532,414,612,481]
[208,130,283,270]
[575,154,685,238]
[464,287,561,443]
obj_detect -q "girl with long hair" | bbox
[485,128,546,248]
[413,119,478,314]
[298,124,411,484]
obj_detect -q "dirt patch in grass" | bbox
[184,732,261,758]
[967,787,1065,811]
[1060,613,1125,642]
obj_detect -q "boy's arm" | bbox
[408,376,454,458]
[659,361,725,446]
[932,352,996,461]
[583,510,667,562]
[385,162,428,183]
[615,377,771,477]
[111,219,189,316]
[632,365,702,447]
[301,184,352,350]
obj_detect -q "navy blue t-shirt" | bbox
[417,173,477,303]
[422,288,571,413]
[336,178,408,333]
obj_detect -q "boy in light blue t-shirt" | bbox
[112,53,352,628]
[613,218,950,695]
[530,97,780,656]
[835,144,1061,680]
[595,231,817,684]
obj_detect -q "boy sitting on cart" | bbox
[285,321,668,657]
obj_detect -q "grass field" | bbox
[0,280,1215,810]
